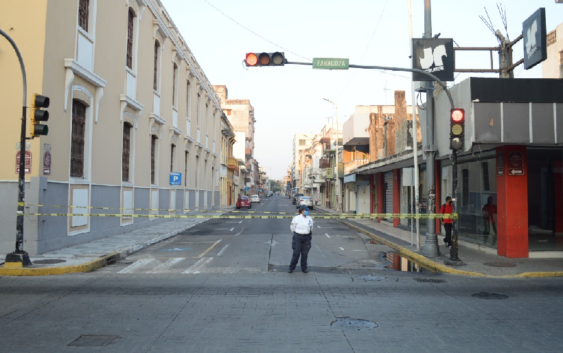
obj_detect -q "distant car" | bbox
[236,196,251,209]
[251,194,260,203]
[297,196,313,209]
[292,193,303,205]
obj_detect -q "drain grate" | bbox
[33,259,66,265]
[414,278,446,283]
[68,335,119,347]
[331,317,378,331]
[483,262,516,268]
[356,275,385,282]
[472,292,509,300]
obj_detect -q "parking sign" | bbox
[169,172,182,186]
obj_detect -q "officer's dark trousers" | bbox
[289,233,311,271]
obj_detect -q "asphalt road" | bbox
[1,195,563,353]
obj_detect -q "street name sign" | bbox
[313,58,349,70]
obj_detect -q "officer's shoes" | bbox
[288,269,293,273]
[302,269,308,273]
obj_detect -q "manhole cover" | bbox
[414,278,446,283]
[33,259,66,265]
[331,318,378,331]
[68,335,120,347]
[483,262,517,267]
[472,292,509,300]
[356,275,385,282]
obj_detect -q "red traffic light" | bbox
[246,53,258,67]
[451,108,464,123]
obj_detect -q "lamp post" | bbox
[323,98,341,212]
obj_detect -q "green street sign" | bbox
[313,58,349,70]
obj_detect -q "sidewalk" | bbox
[314,205,563,278]
[0,207,234,276]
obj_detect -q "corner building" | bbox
[0,0,224,255]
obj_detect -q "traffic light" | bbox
[450,108,464,151]
[31,94,50,137]
[245,52,285,67]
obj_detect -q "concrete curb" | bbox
[0,253,119,277]
[341,220,563,278]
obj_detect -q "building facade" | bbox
[0,0,226,255]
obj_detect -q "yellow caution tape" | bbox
[24,212,457,220]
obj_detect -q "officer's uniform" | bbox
[289,209,314,273]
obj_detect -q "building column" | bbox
[393,169,400,227]
[377,173,384,222]
[497,146,529,258]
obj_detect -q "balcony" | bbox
[245,148,251,157]
[344,159,369,175]
[227,157,238,171]
[324,168,334,180]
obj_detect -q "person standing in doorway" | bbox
[441,196,454,248]
[289,205,313,273]
[482,196,497,246]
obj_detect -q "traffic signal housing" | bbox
[450,108,464,151]
[245,52,285,67]
[31,94,50,137]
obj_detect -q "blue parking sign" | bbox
[169,172,182,186]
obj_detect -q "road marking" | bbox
[325,233,331,238]
[118,259,156,274]
[314,244,326,258]
[149,258,184,273]
[230,227,234,232]
[317,226,321,229]
[217,244,230,256]
[265,240,278,247]
[183,257,213,274]
[339,247,345,251]
[198,239,222,258]
[239,221,243,224]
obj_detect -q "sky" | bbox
[160,0,562,180]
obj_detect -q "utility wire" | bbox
[203,0,310,61]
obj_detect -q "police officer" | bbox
[289,205,314,273]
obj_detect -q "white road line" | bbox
[149,258,184,273]
[339,247,345,251]
[325,233,331,238]
[239,221,243,224]
[230,227,234,232]
[183,257,214,274]
[314,244,326,258]
[217,244,230,256]
[118,259,156,274]
[317,226,321,229]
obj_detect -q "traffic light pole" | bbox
[0,28,32,267]
[444,150,465,265]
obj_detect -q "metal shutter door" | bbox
[384,172,393,220]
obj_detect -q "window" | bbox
[153,41,160,91]
[186,81,191,119]
[195,156,199,188]
[126,8,134,69]
[172,63,178,106]
[170,144,176,173]
[299,139,306,146]
[71,100,87,178]
[481,162,490,191]
[184,151,189,187]
[122,123,132,182]
[79,0,89,31]
[151,135,157,184]
[197,92,201,126]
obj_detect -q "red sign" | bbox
[43,151,51,175]
[15,151,32,174]
[508,151,524,176]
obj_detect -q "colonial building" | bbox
[213,85,261,196]
[0,0,226,255]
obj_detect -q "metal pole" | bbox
[420,0,440,258]
[0,28,32,267]
[408,0,421,251]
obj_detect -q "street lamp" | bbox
[323,98,342,212]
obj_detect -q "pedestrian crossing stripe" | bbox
[23,212,458,220]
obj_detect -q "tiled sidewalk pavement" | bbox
[314,205,563,277]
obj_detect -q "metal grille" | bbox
[122,123,131,181]
[170,144,176,173]
[78,0,89,31]
[151,135,157,184]
[153,41,159,90]
[384,172,393,219]
[71,100,86,178]
[126,8,134,69]
[414,278,446,283]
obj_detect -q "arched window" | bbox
[153,41,160,91]
[126,8,135,69]
[122,122,132,181]
[71,100,87,178]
